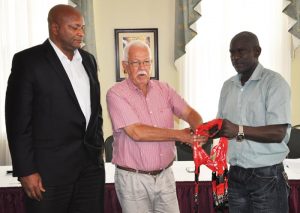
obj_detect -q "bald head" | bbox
[229,31,261,80]
[231,31,260,49]
[47,4,85,59]
[48,4,82,32]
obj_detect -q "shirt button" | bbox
[150,111,153,114]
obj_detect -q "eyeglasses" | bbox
[127,60,152,68]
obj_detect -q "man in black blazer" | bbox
[5,4,105,213]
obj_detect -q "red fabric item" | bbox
[193,119,229,209]
[194,119,227,174]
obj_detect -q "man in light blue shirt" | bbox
[217,31,291,213]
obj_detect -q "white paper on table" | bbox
[283,158,300,180]
[0,166,21,187]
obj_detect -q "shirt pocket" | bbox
[245,100,266,125]
[156,107,174,128]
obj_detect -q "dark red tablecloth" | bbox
[1,180,299,213]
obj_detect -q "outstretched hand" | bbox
[220,119,238,139]
[179,128,208,146]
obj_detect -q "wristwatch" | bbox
[236,125,245,142]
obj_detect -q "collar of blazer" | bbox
[43,40,99,124]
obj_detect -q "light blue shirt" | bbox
[217,63,291,168]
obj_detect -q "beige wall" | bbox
[292,48,300,125]
[93,0,177,139]
[93,0,300,139]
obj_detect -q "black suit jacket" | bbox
[5,40,104,186]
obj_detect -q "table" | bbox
[1,160,300,213]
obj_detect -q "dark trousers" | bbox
[25,162,105,213]
[228,163,290,213]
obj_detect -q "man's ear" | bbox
[121,61,128,74]
[50,23,59,35]
[254,46,261,58]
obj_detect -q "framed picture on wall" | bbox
[114,28,159,82]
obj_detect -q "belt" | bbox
[116,161,173,176]
[230,162,283,170]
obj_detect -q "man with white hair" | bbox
[106,40,205,213]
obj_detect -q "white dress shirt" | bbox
[49,39,91,129]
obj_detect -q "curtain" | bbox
[174,0,202,61]
[283,0,300,51]
[284,0,300,39]
[70,0,97,58]
[0,0,67,165]
[176,0,291,124]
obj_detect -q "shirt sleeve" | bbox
[106,88,140,131]
[165,83,188,118]
[216,82,227,119]
[266,74,291,125]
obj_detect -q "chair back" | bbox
[287,125,300,159]
[105,135,114,162]
[176,139,212,161]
